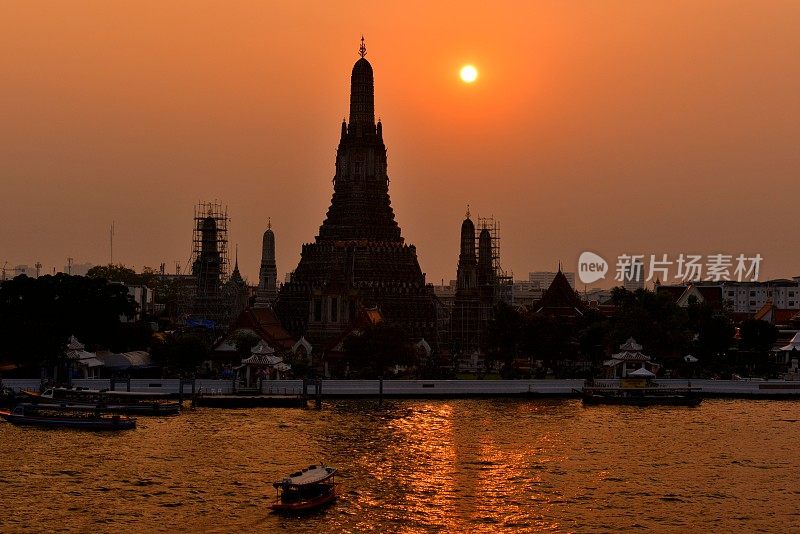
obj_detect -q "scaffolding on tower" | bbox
[476,216,513,305]
[191,201,230,282]
[185,201,230,326]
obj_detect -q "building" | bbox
[535,267,585,318]
[432,282,456,310]
[451,212,481,353]
[511,280,542,309]
[603,338,659,378]
[656,279,800,317]
[530,271,576,290]
[191,215,224,324]
[449,211,511,354]
[121,283,156,321]
[721,279,800,314]
[61,261,93,277]
[255,219,279,308]
[276,39,437,347]
[222,252,249,323]
[655,283,723,309]
[622,258,645,292]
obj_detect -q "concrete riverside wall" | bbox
[2,378,800,397]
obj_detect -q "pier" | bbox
[3,378,800,400]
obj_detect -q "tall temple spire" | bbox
[229,243,244,283]
[276,45,437,349]
[349,36,375,128]
[255,220,278,308]
[317,39,398,243]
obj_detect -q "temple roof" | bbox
[231,308,296,350]
[753,300,798,325]
[619,337,643,351]
[538,269,583,310]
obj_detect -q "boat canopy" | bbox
[273,465,336,488]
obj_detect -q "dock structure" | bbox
[3,378,800,400]
[192,394,307,408]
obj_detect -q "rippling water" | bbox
[1,399,799,532]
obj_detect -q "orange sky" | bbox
[1,1,799,286]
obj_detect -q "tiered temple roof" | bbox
[276,40,436,347]
[537,267,584,316]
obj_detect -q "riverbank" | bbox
[3,378,800,399]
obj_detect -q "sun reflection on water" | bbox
[1,399,798,532]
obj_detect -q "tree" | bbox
[150,334,209,375]
[520,314,574,376]
[230,330,261,358]
[342,323,414,378]
[608,288,690,360]
[87,264,140,285]
[737,319,778,376]
[739,319,778,353]
[0,273,137,374]
[483,302,523,372]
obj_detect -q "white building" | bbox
[530,271,575,289]
[511,280,542,308]
[622,259,645,292]
[721,279,800,314]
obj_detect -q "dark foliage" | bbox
[0,274,137,368]
[150,333,209,375]
[342,323,415,378]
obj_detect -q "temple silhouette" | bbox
[276,39,438,346]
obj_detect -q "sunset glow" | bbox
[459,65,478,83]
[1,2,798,286]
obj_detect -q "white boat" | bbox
[270,464,338,512]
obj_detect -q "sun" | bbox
[460,65,478,83]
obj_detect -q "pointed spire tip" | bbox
[359,35,367,58]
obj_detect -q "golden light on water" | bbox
[460,64,478,83]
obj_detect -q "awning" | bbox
[241,354,283,366]
[779,331,800,351]
[251,340,276,356]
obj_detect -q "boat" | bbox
[22,387,180,416]
[579,369,703,407]
[0,404,137,430]
[270,464,338,512]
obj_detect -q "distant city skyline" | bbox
[2,2,799,287]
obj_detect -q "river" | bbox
[1,399,799,532]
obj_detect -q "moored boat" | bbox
[0,404,137,430]
[22,387,180,416]
[270,464,338,512]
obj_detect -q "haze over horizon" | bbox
[2,1,798,287]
